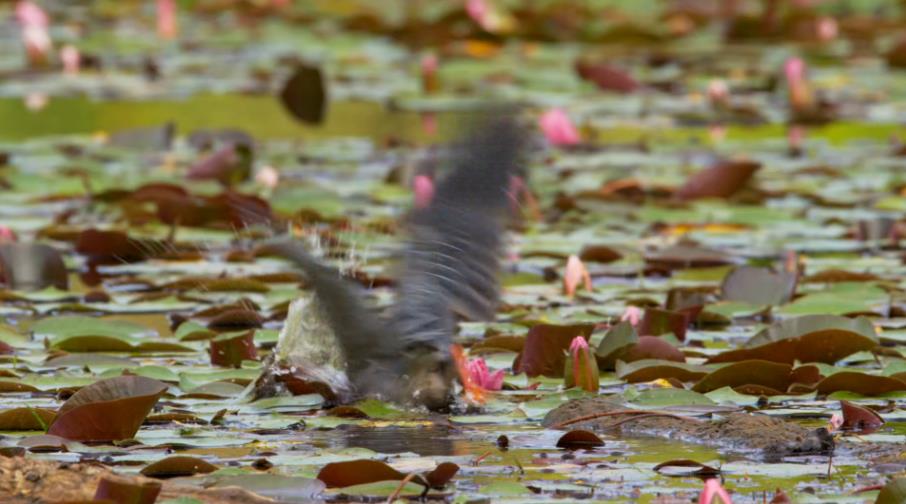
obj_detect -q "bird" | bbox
[257,111,526,410]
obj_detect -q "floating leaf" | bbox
[140,456,218,478]
[839,400,885,433]
[815,372,906,396]
[575,60,638,93]
[317,459,406,488]
[620,336,686,363]
[595,322,638,370]
[579,244,622,263]
[616,359,709,383]
[555,429,604,449]
[708,315,878,365]
[675,159,760,200]
[424,462,459,489]
[0,243,68,291]
[721,265,797,306]
[692,360,793,394]
[0,407,55,430]
[207,474,325,500]
[653,459,720,477]
[209,330,257,368]
[94,476,161,504]
[75,229,163,262]
[47,376,168,441]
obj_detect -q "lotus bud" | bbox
[564,336,598,392]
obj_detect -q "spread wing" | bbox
[257,240,401,373]
[262,111,526,408]
[390,112,525,353]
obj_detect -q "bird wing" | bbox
[257,240,401,371]
[390,112,525,354]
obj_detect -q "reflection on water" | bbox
[0,95,467,143]
[332,425,481,456]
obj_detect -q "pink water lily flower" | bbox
[157,0,177,39]
[699,478,733,504]
[16,1,52,66]
[539,108,580,146]
[467,357,504,391]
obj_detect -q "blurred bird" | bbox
[259,112,525,410]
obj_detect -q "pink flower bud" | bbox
[539,108,581,147]
[566,336,598,392]
[157,0,177,39]
[817,17,838,42]
[699,479,733,504]
[412,174,435,209]
[61,45,80,75]
[466,0,490,28]
[620,306,643,327]
[707,79,729,106]
[16,1,49,28]
[421,54,439,94]
[563,255,592,297]
[784,57,806,83]
[255,165,280,189]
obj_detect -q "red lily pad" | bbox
[691,360,793,394]
[74,229,163,263]
[424,462,459,489]
[575,60,639,93]
[210,330,258,368]
[707,315,879,365]
[616,359,709,383]
[653,459,720,477]
[94,476,161,504]
[815,372,906,396]
[47,376,168,441]
[140,455,219,478]
[578,244,623,263]
[0,407,56,430]
[556,429,605,449]
[674,159,761,200]
[839,400,885,433]
[316,459,406,488]
[620,336,686,363]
